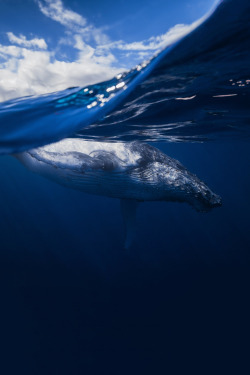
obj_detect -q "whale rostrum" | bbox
[16,139,222,248]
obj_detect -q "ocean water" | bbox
[0,0,250,373]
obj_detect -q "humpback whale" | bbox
[16,139,221,248]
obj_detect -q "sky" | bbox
[0,0,216,102]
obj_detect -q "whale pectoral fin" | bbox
[120,199,138,250]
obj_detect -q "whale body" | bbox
[16,139,221,248]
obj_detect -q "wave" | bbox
[0,0,249,154]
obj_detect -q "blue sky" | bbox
[0,0,216,101]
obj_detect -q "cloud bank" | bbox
[0,0,204,102]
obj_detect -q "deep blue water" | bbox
[1,0,250,373]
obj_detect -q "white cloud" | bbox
[6,32,47,49]
[37,0,110,47]
[0,0,119,102]
[37,0,87,30]
[0,44,22,58]
[0,42,120,102]
[105,18,204,53]
[0,0,206,102]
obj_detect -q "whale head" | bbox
[137,158,222,212]
[185,180,222,212]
